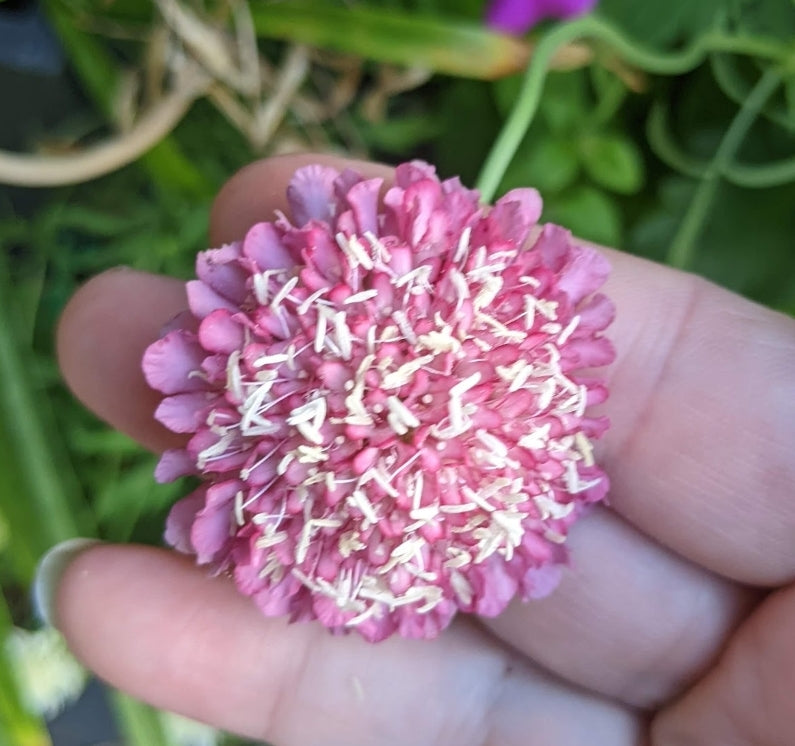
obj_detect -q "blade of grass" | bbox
[251,2,529,79]
[0,597,52,746]
[110,691,170,746]
[0,257,88,568]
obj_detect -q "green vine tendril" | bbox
[666,66,782,268]
[476,14,793,202]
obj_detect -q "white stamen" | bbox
[334,312,353,360]
[252,352,290,367]
[313,312,327,353]
[558,314,580,345]
[345,289,379,304]
[453,226,471,264]
[270,275,298,310]
[297,287,329,315]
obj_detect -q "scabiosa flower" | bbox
[143,161,614,642]
[486,0,598,35]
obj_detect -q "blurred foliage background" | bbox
[0,0,792,744]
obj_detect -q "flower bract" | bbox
[143,161,615,641]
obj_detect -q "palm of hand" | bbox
[54,156,795,746]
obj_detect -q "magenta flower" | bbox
[143,161,614,642]
[486,0,598,35]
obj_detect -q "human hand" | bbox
[45,155,795,746]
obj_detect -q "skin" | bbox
[54,154,795,746]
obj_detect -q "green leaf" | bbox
[0,258,91,579]
[500,135,580,194]
[539,70,590,134]
[359,114,444,154]
[544,185,622,246]
[250,2,530,79]
[580,133,644,194]
[111,691,169,746]
[596,0,733,46]
[730,0,795,43]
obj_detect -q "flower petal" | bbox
[165,487,207,553]
[195,244,248,303]
[142,330,207,395]
[155,392,213,433]
[287,164,340,226]
[191,481,238,563]
[186,280,239,319]
[243,222,296,271]
[154,449,196,483]
[198,309,247,354]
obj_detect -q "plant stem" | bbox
[666,67,782,268]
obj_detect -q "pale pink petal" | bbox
[557,245,612,305]
[492,187,543,237]
[191,481,238,563]
[142,330,207,395]
[522,563,563,599]
[577,292,615,331]
[195,244,248,304]
[198,309,246,354]
[165,487,207,553]
[155,392,213,433]
[287,164,339,226]
[243,222,295,271]
[154,448,196,483]
[344,178,383,235]
[186,280,240,320]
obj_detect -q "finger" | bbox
[480,507,755,709]
[651,582,795,746]
[56,268,187,452]
[54,544,642,746]
[599,256,795,585]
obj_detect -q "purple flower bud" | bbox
[486,0,598,35]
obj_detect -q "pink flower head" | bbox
[486,0,598,35]
[143,161,615,642]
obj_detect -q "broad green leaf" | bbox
[580,133,644,194]
[251,2,530,79]
[500,135,580,194]
[544,185,622,246]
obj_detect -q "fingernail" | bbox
[33,538,103,627]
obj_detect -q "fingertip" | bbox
[56,268,188,451]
